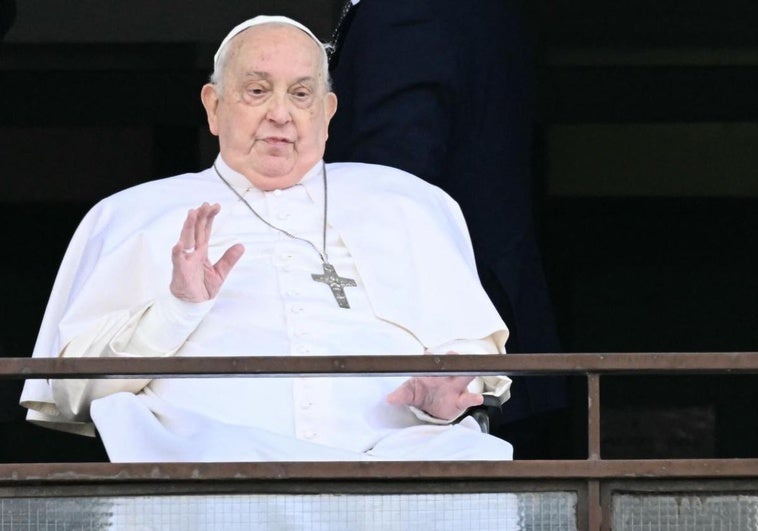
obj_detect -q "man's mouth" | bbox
[261,137,293,145]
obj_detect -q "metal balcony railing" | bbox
[2,352,758,530]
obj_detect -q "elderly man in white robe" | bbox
[20,15,514,462]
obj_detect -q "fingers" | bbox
[456,391,484,410]
[175,203,221,257]
[195,202,221,253]
[175,207,199,256]
[170,203,241,302]
[450,375,475,388]
[386,382,414,406]
[386,375,483,421]
[213,243,245,280]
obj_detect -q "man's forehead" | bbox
[242,71,319,85]
[224,30,321,84]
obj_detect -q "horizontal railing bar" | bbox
[3,459,758,484]
[3,352,758,379]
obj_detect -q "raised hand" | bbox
[169,202,245,302]
[386,351,484,421]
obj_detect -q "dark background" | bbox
[1,0,757,461]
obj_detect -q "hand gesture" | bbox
[169,202,244,302]
[386,351,484,421]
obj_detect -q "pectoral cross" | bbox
[312,262,357,309]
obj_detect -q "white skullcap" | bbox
[213,15,325,67]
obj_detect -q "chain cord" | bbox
[213,162,329,264]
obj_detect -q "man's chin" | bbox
[253,163,301,190]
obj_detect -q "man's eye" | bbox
[248,87,267,96]
[293,89,311,99]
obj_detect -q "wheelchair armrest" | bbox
[463,394,502,433]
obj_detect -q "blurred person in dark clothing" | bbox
[326,0,572,458]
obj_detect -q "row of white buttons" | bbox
[268,189,293,222]
[268,186,323,443]
[296,379,319,441]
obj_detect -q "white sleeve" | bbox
[51,295,213,421]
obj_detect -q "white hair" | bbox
[210,15,332,94]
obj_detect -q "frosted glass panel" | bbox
[1,492,577,530]
[613,493,758,530]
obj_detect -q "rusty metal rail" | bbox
[2,352,758,530]
[4,352,758,379]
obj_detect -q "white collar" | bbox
[213,155,324,205]
[214,155,321,189]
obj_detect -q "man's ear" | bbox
[201,84,220,136]
[325,92,338,123]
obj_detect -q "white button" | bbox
[296,345,311,354]
[286,289,301,297]
[294,329,309,337]
[281,264,292,272]
[272,189,283,197]
[291,305,304,313]
[277,212,290,220]
[303,431,317,440]
[280,253,294,261]
[300,401,312,410]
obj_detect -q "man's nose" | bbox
[265,93,292,124]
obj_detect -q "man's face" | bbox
[201,24,337,190]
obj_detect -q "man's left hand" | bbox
[386,352,484,421]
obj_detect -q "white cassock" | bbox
[20,156,513,462]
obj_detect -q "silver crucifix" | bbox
[312,262,357,308]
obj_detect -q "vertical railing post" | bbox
[588,372,601,460]
[587,372,603,529]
